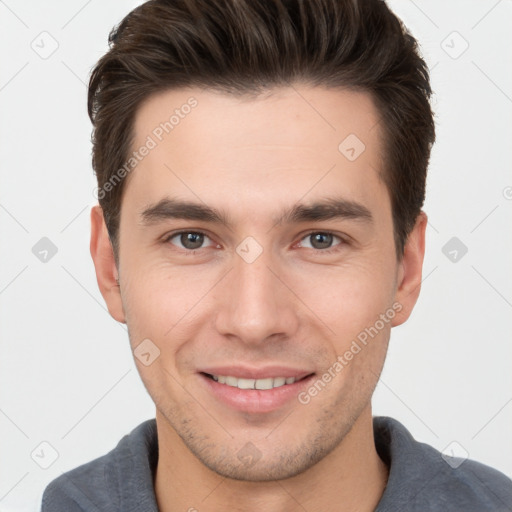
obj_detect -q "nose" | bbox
[214,244,300,346]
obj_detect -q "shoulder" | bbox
[41,419,158,512]
[374,416,512,511]
[41,450,115,512]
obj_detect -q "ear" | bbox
[391,211,427,327]
[90,205,126,323]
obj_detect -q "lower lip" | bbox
[199,373,316,413]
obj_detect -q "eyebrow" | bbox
[139,196,373,228]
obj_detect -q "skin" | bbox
[90,85,427,512]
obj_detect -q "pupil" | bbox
[182,232,203,250]
[312,233,332,249]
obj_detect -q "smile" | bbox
[205,374,299,390]
[199,371,316,413]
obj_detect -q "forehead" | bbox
[124,85,387,220]
[133,85,381,153]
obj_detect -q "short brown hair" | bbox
[88,0,435,262]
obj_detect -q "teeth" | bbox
[255,378,273,390]
[237,378,255,389]
[210,374,297,390]
[273,377,286,387]
[225,376,238,387]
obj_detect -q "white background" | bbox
[0,1,511,510]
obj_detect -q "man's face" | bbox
[94,85,424,480]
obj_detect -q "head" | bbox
[90,0,435,481]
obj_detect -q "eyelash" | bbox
[162,230,347,255]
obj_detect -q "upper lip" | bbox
[199,365,315,380]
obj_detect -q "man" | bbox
[41,0,512,510]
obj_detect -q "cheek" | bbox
[290,260,397,338]
[120,261,218,345]
[120,232,398,345]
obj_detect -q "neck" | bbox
[154,405,388,512]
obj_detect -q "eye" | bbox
[164,231,216,251]
[298,231,344,252]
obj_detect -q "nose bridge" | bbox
[214,240,298,343]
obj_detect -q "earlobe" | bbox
[391,211,427,327]
[90,205,126,323]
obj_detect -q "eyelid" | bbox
[163,229,349,253]
[296,230,346,251]
[163,229,218,250]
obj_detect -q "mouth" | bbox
[198,370,316,413]
[201,372,312,390]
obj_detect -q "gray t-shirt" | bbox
[41,416,512,511]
